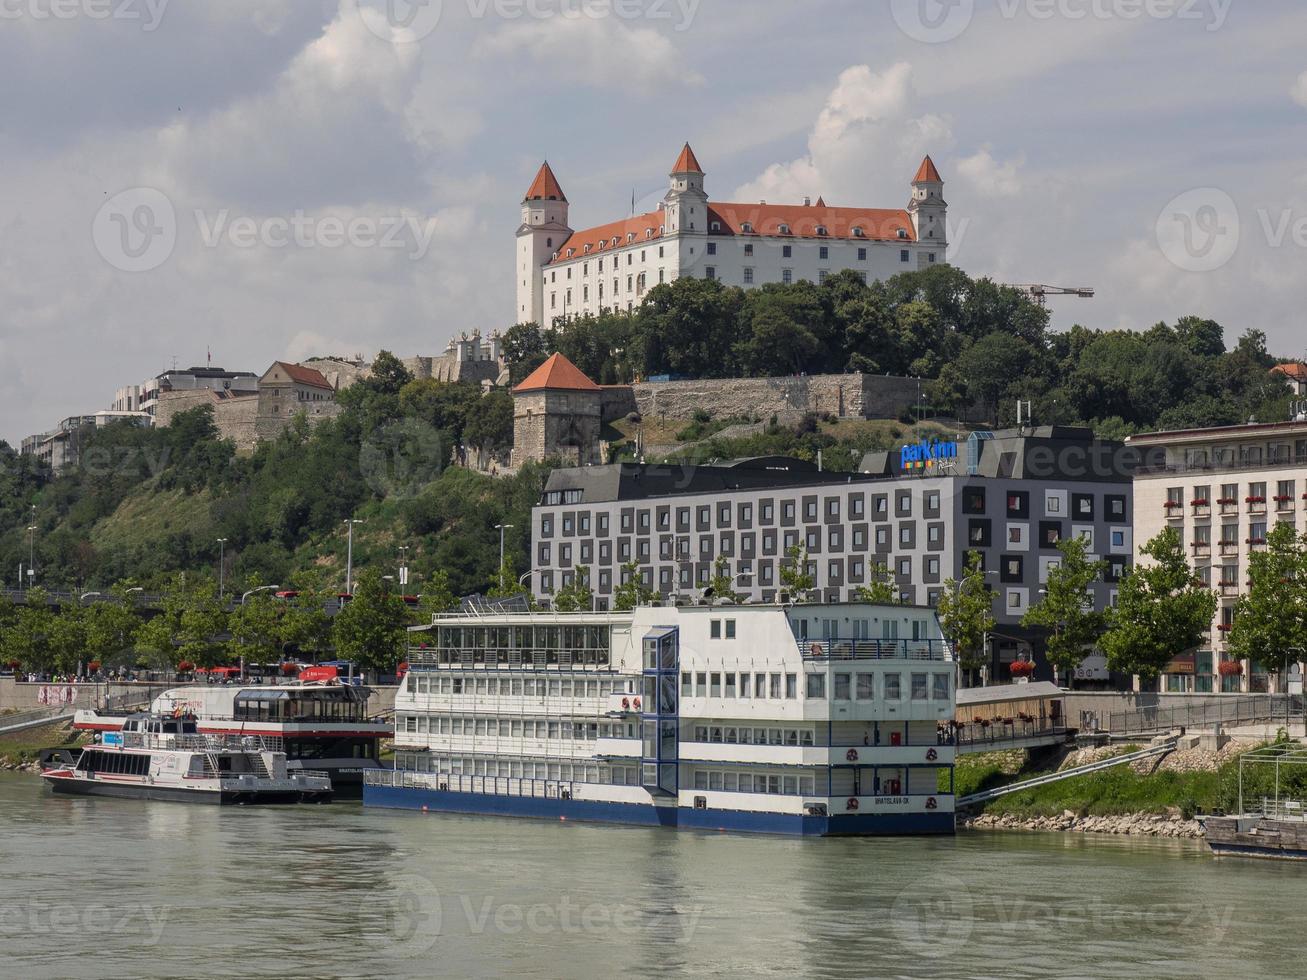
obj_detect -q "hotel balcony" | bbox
[1190,500,1211,519]
[1218,542,1239,557]
[1190,542,1211,559]
[1163,502,1185,521]
[1245,497,1267,515]
[1273,496,1296,513]
[1218,582,1240,598]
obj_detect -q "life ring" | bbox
[926,748,938,762]
[847,797,859,811]
[925,796,938,810]
[846,749,858,762]
[632,697,641,711]
[621,697,630,710]
[810,642,824,657]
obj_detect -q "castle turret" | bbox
[663,143,708,237]
[908,155,947,266]
[517,162,572,326]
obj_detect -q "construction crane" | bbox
[1011,284,1096,307]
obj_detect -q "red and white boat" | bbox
[74,672,391,797]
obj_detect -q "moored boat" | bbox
[43,714,332,805]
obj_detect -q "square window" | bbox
[963,487,986,515]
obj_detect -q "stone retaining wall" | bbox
[629,373,922,425]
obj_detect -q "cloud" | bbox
[1293,71,1307,108]
[476,17,702,89]
[732,63,952,205]
[955,147,1024,198]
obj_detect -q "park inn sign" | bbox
[900,438,958,473]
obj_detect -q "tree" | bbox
[227,590,283,664]
[779,545,814,595]
[855,562,897,604]
[177,591,229,668]
[937,553,996,687]
[1227,524,1307,679]
[551,566,594,612]
[1022,536,1107,682]
[416,569,459,620]
[706,556,743,603]
[1,588,54,673]
[613,560,656,611]
[486,556,521,600]
[47,601,87,674]
[1100,527,1217,685]
[332,568,410,674]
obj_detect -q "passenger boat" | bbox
[74,676,390,797]
[366,601,958,836]
[42,714,332,805]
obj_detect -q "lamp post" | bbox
[26,524,36,586]
[495,524,514,587]
[398,545,409,590]
[343,518,364,594]
[216,538,227,599]
[242,585,279,605]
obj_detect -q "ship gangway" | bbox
[957,738,1178,808]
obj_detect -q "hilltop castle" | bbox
[515,143,948,327]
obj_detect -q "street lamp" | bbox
[343,518,365,594]
[495,524,514,579]
[26,525,36,586]
[80,591,103,605]
[398,545,409,590]
[216,538,228,598]
[242,585,280,605]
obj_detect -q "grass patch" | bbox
[0,723,88,765]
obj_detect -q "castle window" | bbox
[782,245,792,258]
[858,248,867,261]
[627,275,634,291]
[744,243,753,256]
[547,238,552,247]
[819,246,828,260]
[707,242,716,255]
[929,253,937,263]
[584,244,591,253]
[818,270,829,283]
[782,269,792,285]
[741,222,753,233]
[627,233,635,243]
[583,262,588,275]
[646,229,653,239]
[658,246,665,258]
[779,224,790,235]
[705,266,715,281]
[583,286,589,301]
[900,249,910,262]
[743,267,754,284]
[852,227,864,237]
[897,229,908,239]
[816,226,827,236]
[711,221,721,232]
[627,253,633,266]
[567,248,575,257]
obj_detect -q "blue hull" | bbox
[363,786,955,836]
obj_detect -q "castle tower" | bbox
[517,162,572,326]
[511,352,602,468]
[907,155,947,266]
[663,142,708,237]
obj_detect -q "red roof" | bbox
[913,155,943,183]
[270,361,333,390]
[707,203,915,242]
[549,202,914,265]
[671,142,703,174]
[1271,362,1307,382]
[525,162,567,202]
[513,353,601,393]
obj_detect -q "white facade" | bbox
[516,146,949,327]
[1128,420,1307,693]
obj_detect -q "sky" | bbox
[3,0,1306,445]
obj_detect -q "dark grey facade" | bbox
[531,428,1134,679]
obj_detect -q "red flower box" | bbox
[1190,499,1209,506]
[1164,501,1183,509]
[1217,623,1233,632]
[1217,498,1237,505]
[1010,660,1036,676]
[177,660,195,672]
[1218,660,1243,676]
[1245,496,1266,504]
[1273,495,1292,502]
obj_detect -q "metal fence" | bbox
[1105,695,1306,736]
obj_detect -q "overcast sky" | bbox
[3,0,1306,445]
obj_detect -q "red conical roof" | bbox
[671,142,703,175]
[814,195,826,208]
[525,162,567,202]
[513,352,600,393]
[913,155,943,183]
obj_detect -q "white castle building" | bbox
[515,143,948,327]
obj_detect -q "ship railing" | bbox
[366,768,579,800]
[1251,797,1307,822]
[293,769,332,780]
[800,638,951,662]
[120,732,286,753]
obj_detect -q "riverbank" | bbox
[0,719,84,774]
[953,741,1268,838]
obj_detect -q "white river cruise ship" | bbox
[365,601,957,836]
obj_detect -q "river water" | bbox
[2,772,1304,979]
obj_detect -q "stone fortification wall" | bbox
[630,373,922,424]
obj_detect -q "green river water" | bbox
[1,772,1304,979]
